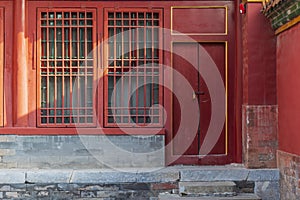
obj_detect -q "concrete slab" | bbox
[180,169,249,182]
[26,170,73,183]
[0,170,25,184]
[158,193,261,200]
[136,171,180,183]
[70,169,179,183]
[248,169,279,181]
[254,181,280,200]
[70,170,137,183]
[179,181,236,195]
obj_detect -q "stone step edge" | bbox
[158,193,261,200]
[179,181,236,187]
[179,181,237,196]
[180,192,237,197]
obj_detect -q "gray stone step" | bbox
[158,193,262,200]
[179,181,237,196]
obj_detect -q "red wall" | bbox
[243,4,277,105]
[277,23,300,155]
[241,3,278,168]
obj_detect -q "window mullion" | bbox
[46,17,50,125]
[68,13,73,125]
[84,12,88,124]
[54,16,58,125]
[121,20,124,124]
[151,13,155,120]
[128,19,132,125]
[144,13,148,124]
[61,13,65,123]
[72,20,82,122]
[113,22,117,123]
[158,12,163,125]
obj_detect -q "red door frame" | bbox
[163,0,241,165]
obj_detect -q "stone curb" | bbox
[0,167,279,184]
[180,168,280,182]
[0,170,25,184]
[26,170,73,183]
[71,170,179,183]
[247,169,280,181]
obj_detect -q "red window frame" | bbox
[0,7,3,127]
[103,8,164,128]
[36,8,97,127]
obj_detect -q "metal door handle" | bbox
[193,91,205,99]
[195,91,205,95]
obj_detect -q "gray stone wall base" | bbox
[0,135,165,169]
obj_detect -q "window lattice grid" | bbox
[38,10,96,126]
[105,10,162,127]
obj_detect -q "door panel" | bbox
[172,43,199,156]
[198,42,226,155]
[172,6,227,35]
[172,42,226,157]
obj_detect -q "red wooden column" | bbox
[13,0,28,126]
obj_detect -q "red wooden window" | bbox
[104,9,163,127]
[37,9,97,127]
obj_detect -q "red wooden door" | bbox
[171,42,227,163]
[167,2,236,165]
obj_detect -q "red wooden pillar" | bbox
[13,0,28,126]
